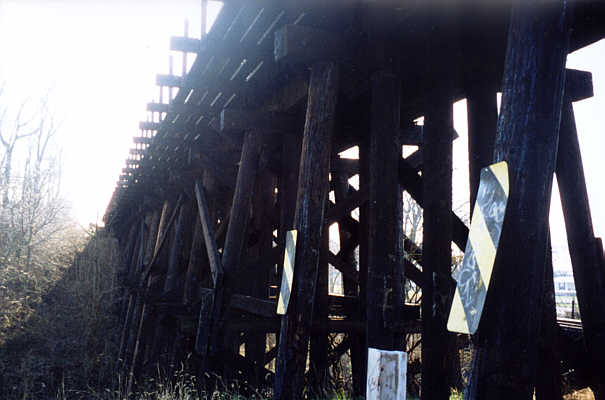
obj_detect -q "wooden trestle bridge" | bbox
[104,1,605,398]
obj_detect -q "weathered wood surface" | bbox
[535,235,562,400]
[468,2,571,398]
[309,223,330,390]
[467,85,497,211]
[421,72,458,400]
[367,71,404,351]
[274,61,339,400]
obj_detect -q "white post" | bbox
[367,348,407,400]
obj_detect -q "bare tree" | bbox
[0,87,71,270]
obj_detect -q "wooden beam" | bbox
[556,97,605,394]
[327,251,359,283]
[367,71,404,351]
[274,25,345,65]
[421,91,457,400]
[230,294,276,318]
[467,84,497,212]
[194,180,224,287]
[274,62,339,400]
[326,188,368,225]
[147,102,202,115]
[565,68,593,102]
[220,109,298,134]
[310,223,330,389]
[170,36,204,53]
[468,2,571,397]
[535,235,562,400]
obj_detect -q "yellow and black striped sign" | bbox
[277,230,297,315]
[448,161,509,334]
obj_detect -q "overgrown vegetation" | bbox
[0,229,120,399]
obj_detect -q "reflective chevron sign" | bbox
[277,230,297,315]
[448,161,509,334]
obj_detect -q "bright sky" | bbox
[0,2,603,270]
[0,0,222,227]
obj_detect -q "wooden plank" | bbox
[467,2,572,397]
[230,293,276,318]
[274,62,339,400]
[367,71,404,351]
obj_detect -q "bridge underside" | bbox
[105,1,605,398]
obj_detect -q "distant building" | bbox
[554,273,580,319]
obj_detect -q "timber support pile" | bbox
[104,1,605,398]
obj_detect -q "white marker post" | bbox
[367,348,407,400]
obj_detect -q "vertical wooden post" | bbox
[556,98,605,394]
[421,7,460,398]
[468,2,571,398]
[421,95,456,400]
[367,71,404,351]
[467,86,497,211]
[310,222,330,393]
[246,170,276,386]
[535,234,562,400]
[274,61,339,400]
